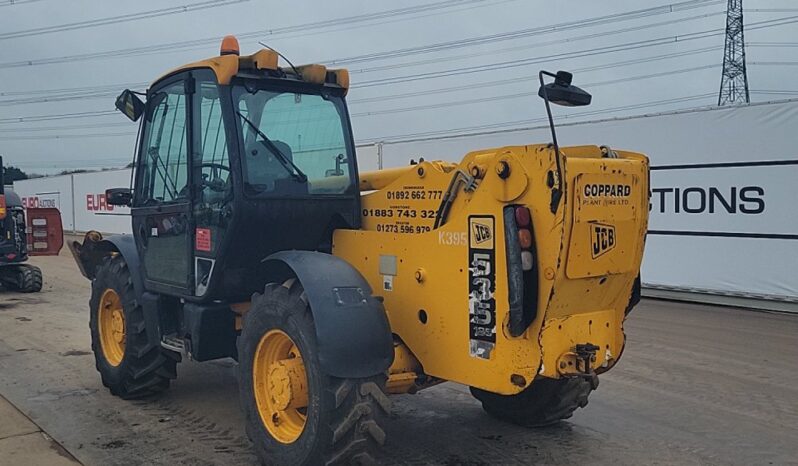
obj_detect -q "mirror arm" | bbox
[539,70,563,214]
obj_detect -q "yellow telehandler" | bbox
[70,36,649,465]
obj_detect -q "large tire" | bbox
[238,280,390,466]
[470,377,593,427]
[17,264,43,293]
[0,264,42,293]
[89,255,180,399]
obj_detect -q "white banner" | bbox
[12,174,74,231]
[72,170,132,234]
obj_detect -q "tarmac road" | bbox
[0,251,796,465]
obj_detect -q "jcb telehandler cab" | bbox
[70,36,648,465]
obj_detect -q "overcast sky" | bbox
[0,0,796,174]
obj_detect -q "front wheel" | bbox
[89,255,180,398]
[238,280,390,466]
[470,377,593,427]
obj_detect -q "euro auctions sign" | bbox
[22,195,59,209]
[86,193,117,212]
[647,160,795,239]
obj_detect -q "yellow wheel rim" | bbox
[98,288,126,367]
[253,329,309,444]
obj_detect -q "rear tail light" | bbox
[0,194,6,220]
[515,207,534,271]
[514,205,530,227]
[504,205,539,337]
[517,228,533,249]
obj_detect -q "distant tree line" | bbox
[2,165,28,182]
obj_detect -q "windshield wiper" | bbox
[237,111,308,182]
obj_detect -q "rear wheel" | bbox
[16,264,42,293]
[89,255,180,398]
[238,280,390,466]
[0,264,42,293]
[470,377,593,427]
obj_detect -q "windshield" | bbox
[234,86,354,195]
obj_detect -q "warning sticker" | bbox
[195,227,212,252]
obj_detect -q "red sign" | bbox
[22,196,58,209]
[195,227,212,252]
[86,194,114,212]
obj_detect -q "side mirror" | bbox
[106,188,132,207]
[115,89,145,122]
[538,71,592,107]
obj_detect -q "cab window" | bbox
[235,88,353,195]
[138,82,189,204]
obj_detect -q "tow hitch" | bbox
[557,343,601,389]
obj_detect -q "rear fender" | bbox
[262,250,394,379]
[69,231,144,295]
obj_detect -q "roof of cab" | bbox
[152,38,350,94]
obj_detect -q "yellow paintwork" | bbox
[335,144,649,395]
[98,288,126,367]
[386,341,422,394]
[253,329,308,444]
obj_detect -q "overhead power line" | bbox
[350,14,798,88]
[750,61,798,65]
[0,6,728,106]
[350,65,719,118]
[0,0,251,41]
[750,89,798,95]
[361,94,718,144]
[0,0,499,67]
[324,0,725,66]
[748,41,798,47]
[0,110,116,123]
[0,0,44,6]
[0,45,723,125]
[1,64,721,135]
[2,3,721,96]
[0,94,716,141]
[347,11,726,75]
[348,47,720,105]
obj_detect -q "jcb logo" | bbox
[472,223,492,244]
[468,216,494,251]
[591,222,616,259]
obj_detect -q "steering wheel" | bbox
[198,162,231,192]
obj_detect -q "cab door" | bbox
[132,72,195,296]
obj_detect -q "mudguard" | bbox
[69,232,144,297]
[263,250,394,379]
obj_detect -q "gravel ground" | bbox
[0,250,796,465]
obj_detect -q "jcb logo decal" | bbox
[473,223,492,244]
[469,218,494,250]
[590,222,616,259]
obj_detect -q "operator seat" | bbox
[245,139,297,192]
